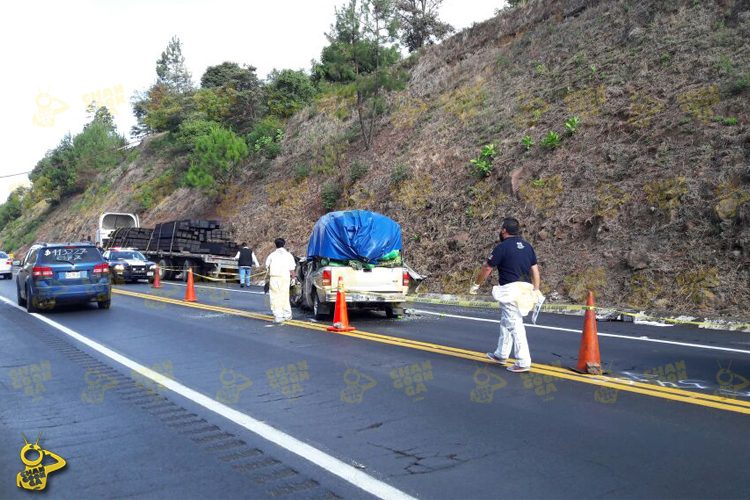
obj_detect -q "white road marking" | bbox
[410,308,750,355]
[0,297,415,500]
[158,282,265,295]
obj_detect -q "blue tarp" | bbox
[306,210,402,263]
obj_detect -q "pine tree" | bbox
[156,36,193,92]
[397,0,453,52]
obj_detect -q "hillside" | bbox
[5,0,750,318]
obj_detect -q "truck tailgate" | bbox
[332,267,404,293]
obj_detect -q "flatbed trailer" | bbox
[123,222,238,281]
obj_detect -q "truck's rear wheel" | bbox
[182,259,197,282]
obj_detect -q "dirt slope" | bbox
[28,0,750,318]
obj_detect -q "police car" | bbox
[103,248,156,284]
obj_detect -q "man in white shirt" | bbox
[264,238,297,323]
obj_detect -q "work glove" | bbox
[469,284,480,295]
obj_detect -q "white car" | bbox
[0,251,12,279]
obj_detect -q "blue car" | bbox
[16,243,112,312]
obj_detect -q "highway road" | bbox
[1,276,749,499]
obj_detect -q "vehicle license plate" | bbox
[65,271,81,279]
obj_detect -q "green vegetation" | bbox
[266,69,317,118]
[521,134,535,151]
[397,0,453,52]
[293,163,311,182]
[541,131,561,149]
[246,116,284,159]
[469,143,497,177]
[564,116,581,134]
[390,163,412,185]
[185,123,249,191]
[321,181,342,211]
[349,160,369,183]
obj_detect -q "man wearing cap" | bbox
[470,217,541,373]
[265,238,297,324]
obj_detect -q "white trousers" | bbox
[269,276,292,321]
[494,301,531,367]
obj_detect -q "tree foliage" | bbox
[315,0,405,148]
[199,62,265,132]
[266,69,316,118]
[0,187,29,233]
[185,123,249,191]
[30,106,125,201]
[397,0,453,52]
[156,36,193,92]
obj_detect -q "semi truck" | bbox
[100,214,239,281]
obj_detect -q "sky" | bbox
[0,0,503,204]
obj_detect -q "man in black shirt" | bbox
[470,218,541,373]
[235,243,259,288]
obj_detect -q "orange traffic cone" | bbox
[152,264,162,289]
[327,277,355,332]
[575,291,602,374]
[184,268,197,302]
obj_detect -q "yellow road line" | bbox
[113,288,750,415]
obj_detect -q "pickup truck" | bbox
[293,210,417,319]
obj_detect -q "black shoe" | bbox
[240,284,244,288]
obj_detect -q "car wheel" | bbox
[17,281,27,307]
[4,274,10,280]
[98,299,111,309]
[25,285,37,313]
[313,293,329,320]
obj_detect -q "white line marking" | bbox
[410,309,750,355]
[0,296,415,500]
[156,282,265,295]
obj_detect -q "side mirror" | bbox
[12,260,21,266]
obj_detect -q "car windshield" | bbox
[110,251,146,260]
[38,247,101,264]
[0,252,8,258]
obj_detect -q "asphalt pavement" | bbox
[1,276,749,499]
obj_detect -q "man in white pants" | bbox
[470,218,541,373]
[265,238,297,324]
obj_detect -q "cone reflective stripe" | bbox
[184,268,197,302]
[327,277,355,332]
[575,291,602,374]
[152,264,162,288]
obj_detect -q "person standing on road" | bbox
[470,217,541,373]
[235,242,259,288]
[265,238,297,324]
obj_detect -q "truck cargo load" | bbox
[307,210,402,263]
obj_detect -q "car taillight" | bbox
[322,269,332,287]
[32,266,53,278]
[403,270,410,287]
[93,263,110,275]
[5,259,10,265]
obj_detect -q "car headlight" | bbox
[114,264,125,271]
[149,264,156,270]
